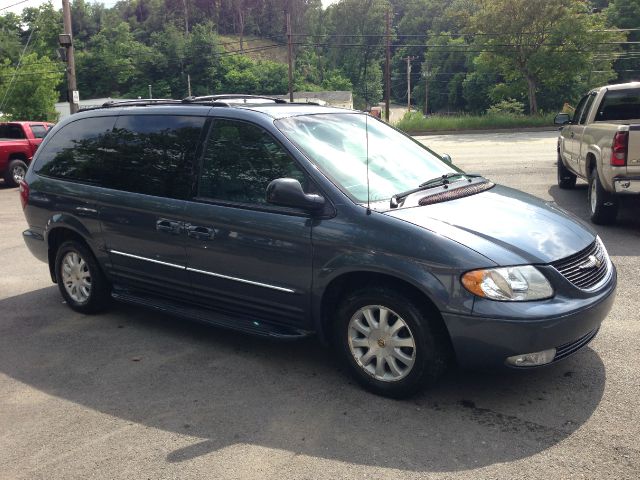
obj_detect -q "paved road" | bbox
[1,131,639,479]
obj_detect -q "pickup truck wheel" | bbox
[557,154,576,189]
[55,240,110,314]
[334,286,448,398]
[4,159,28,188]
[588,168,618,225]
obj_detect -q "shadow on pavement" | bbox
[0,286,606,472]
[548,184,640,257]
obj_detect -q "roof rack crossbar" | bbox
[182,94,287,104]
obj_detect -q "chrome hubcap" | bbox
[61,251,92,303]
[12,165,26,183]
[348,305,416,382]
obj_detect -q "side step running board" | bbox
[111,290,312,341]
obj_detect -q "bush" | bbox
[486,98,525,115]
[395,111,555,133]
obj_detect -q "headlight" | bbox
[461,266,553,301]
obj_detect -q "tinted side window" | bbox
[579,94,596,125]
[35,116,117,184]
[572,95,589,124]
[0,124,26,139]
[198,119,308,204]
[30,125,48,138]
[108,115,206,198]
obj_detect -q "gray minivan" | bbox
[20,96,617,397]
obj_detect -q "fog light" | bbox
[506,348,556,367]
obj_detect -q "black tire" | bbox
[557,153,576,189]
[334,286,448,398]
[54,240,110,313]
[4,159,28,188]
[588,167,618,225]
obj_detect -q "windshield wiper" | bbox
[390,173,483,208]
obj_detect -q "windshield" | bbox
[275,113,459,203]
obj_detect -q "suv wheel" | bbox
[4,159,28,188]
[588,168,618,225]
[335,286,447,398]
[557,154,576,189]
[55,240,110,313]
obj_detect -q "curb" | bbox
[407,126,559,136]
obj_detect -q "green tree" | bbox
[0,53,63,121]
[607,0,640,82]
[472,0,622,113]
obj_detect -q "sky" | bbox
[1,0,339,16]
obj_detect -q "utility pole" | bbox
[423,63,429,115]
[61,0,78,114]
[187,74,192,97]
[148,84,152,99]
[384,8,391,122]
[404,56,415,112]
[286,12,294,102]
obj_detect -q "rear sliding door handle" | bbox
[185,224,215,240]
[156,219,183,234]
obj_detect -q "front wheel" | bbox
[335,287,448,398]
[588,168,618,225]
[55,240,110,313]
[557,153,576,189]
[4,159,28,188]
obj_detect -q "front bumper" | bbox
[442,266,617,369]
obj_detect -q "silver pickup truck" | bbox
[555,82,640,224]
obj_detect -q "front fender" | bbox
[311,249,476,340]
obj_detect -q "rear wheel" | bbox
[334,286,448,398]
[557,153,576,189]
[55,240,110,313]
[588,168,618,225]
[4,159,28,188]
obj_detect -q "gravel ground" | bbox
[0,130,638,479]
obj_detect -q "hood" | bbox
[384,185,595,266]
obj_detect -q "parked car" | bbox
[0,121,54,187]
[20,96,616,397]
[555,82,640,224]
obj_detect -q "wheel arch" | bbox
[46,224,94,283]
[316,270,452,351]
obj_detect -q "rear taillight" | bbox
[19,180,29,209]
[610,131,628,166]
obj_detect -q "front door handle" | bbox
[186,224,215,240]
[156,219,183,234]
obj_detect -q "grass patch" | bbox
[396,111,556,133]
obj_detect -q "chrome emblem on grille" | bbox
[577,254,602,270]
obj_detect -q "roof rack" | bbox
[182,94,288,104]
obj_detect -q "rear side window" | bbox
[30,125,48,138]
[36,115,206,199]
[35,116,117,184]
[198,119,309,204]
[108,115,206,198]
[0,123,26,139]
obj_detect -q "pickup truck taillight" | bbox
[610,131,628,166]
[19,180,29,209]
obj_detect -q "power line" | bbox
[0,0,29,12]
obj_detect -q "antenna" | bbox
[365,112,371,215]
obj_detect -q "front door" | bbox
[184,118,314,327]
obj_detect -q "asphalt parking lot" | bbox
[1,130,638,479]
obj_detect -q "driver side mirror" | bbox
[554,113,571,125]
[266,178,325,213]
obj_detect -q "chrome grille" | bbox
[551,239,610,290]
